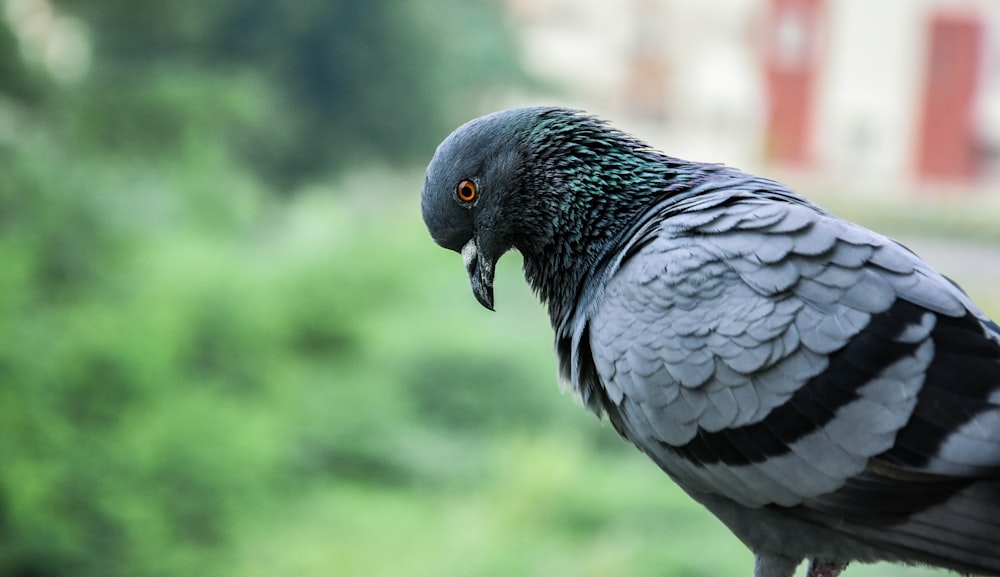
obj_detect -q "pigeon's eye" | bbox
[457,180,477,203]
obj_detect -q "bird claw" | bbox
[806,558,848,577]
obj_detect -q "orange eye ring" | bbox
[457,180,477,203]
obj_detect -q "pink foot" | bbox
[807,559,849,577]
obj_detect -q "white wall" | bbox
[814,0,925,184]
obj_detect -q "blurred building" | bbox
[505,0,1000,189]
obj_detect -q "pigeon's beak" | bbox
[462,238,495,311]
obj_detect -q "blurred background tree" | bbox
[59,0,523,185]
[0,3,549,577]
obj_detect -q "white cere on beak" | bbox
[461,239,478,272]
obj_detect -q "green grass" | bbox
[233,436,753,577]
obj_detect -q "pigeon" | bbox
[421,106,1000,577]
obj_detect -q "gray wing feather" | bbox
[587,195,965,507]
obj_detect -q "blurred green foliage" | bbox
[1,3,555,576]
[58,0,524,186]
[0,3,987,577]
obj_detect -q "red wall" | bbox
[763,0,824,167]
[916,12,983,182]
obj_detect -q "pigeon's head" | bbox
[422,107,561,310]
[423,106,676,313]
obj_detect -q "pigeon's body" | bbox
[421,107,1000,577]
